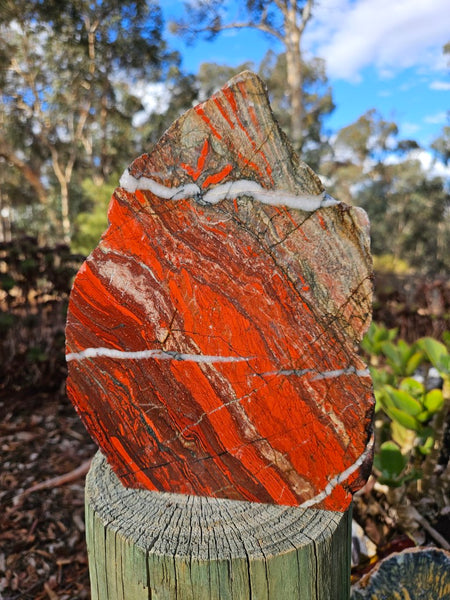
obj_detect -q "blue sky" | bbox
[161,0,449,152]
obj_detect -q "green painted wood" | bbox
[85,452,352,599]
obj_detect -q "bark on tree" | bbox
[173,0,315,151]
[0,148,48,206]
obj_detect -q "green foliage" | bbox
[0,0,177,243]
[0,0,447,279]
[364,324,448,487]
[140,66,200,148]
[376,379,443,438]
[322,110,450,275]
[372,254,412,274]
[417,337,450,376]
[361,322,398,358]
[373,441,420,487]
[380,340,424,377]
[71,179,115,256]
[431,125,449,165]
[197,62,254,101]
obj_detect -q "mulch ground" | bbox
[1,387,448,599]
[0,389,96,600]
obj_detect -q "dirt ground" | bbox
[0,389,96,600]
[1,383,448,599]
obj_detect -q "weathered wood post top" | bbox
[66,70,374,513]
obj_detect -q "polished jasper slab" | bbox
[66,71,374,511]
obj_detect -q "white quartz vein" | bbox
[66,347,252,363]
[256,366,370,380]
[119,170,339,212]
[298,436,374,509]
[66,347,370,384]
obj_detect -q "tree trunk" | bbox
[0,149,48,206]
[284,0,314,152]
[60,178,71,244]
[285,24,304,151]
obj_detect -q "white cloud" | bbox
[401,123,421,136]
[384,148,450,179]
[430,80,450,91]
[132,82,171,127]
[412,149,450,179]
[134,82,171,115]
[306,0,450,81]
[424,111,448,125]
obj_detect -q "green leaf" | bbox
[370,366,396,389]
[385,387,422,416]
[381,341,402,366]
[418,436,434,455]
[0,274,16,292]
[374,389,385,413]
[418,337,449,375]
[416,410,431,423]
[399,377,425,398]
[362,323,398,355]
[374,441,407,478]
[391,420,416,449]
[424,389,444,414]
[382,340,422,377]
[386,407,421,431]
[375,388,394,412]
[405,351,425,376]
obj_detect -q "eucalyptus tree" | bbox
[0,0,174,243]
[171,0,316,152]
[322,111,449,274]
[259,49,334,170]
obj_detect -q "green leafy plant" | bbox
[363,324,449,488]
[417,337,450,378]
[375,377,443,454]
[361,322,398,359]
[380,339,424,377]
[373,441,420,487]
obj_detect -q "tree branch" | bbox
[298,0,314,35]
[217,20,284,41]
[272,0,289,18]
[0,146,47,205]
[175,19,284,43]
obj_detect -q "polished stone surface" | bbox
[66,71,374,510]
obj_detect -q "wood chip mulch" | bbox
[0,389,96,600]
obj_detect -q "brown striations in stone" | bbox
[66,71,374,511]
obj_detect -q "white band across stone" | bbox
[119,170,339,212]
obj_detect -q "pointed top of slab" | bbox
[66,70,374,510]
[121,69,325,204]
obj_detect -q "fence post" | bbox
[85,452,351,600]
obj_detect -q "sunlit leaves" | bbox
[364,324,448,486]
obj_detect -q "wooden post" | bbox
[85,452,351,600]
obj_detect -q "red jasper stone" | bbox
[66,71,374,510]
